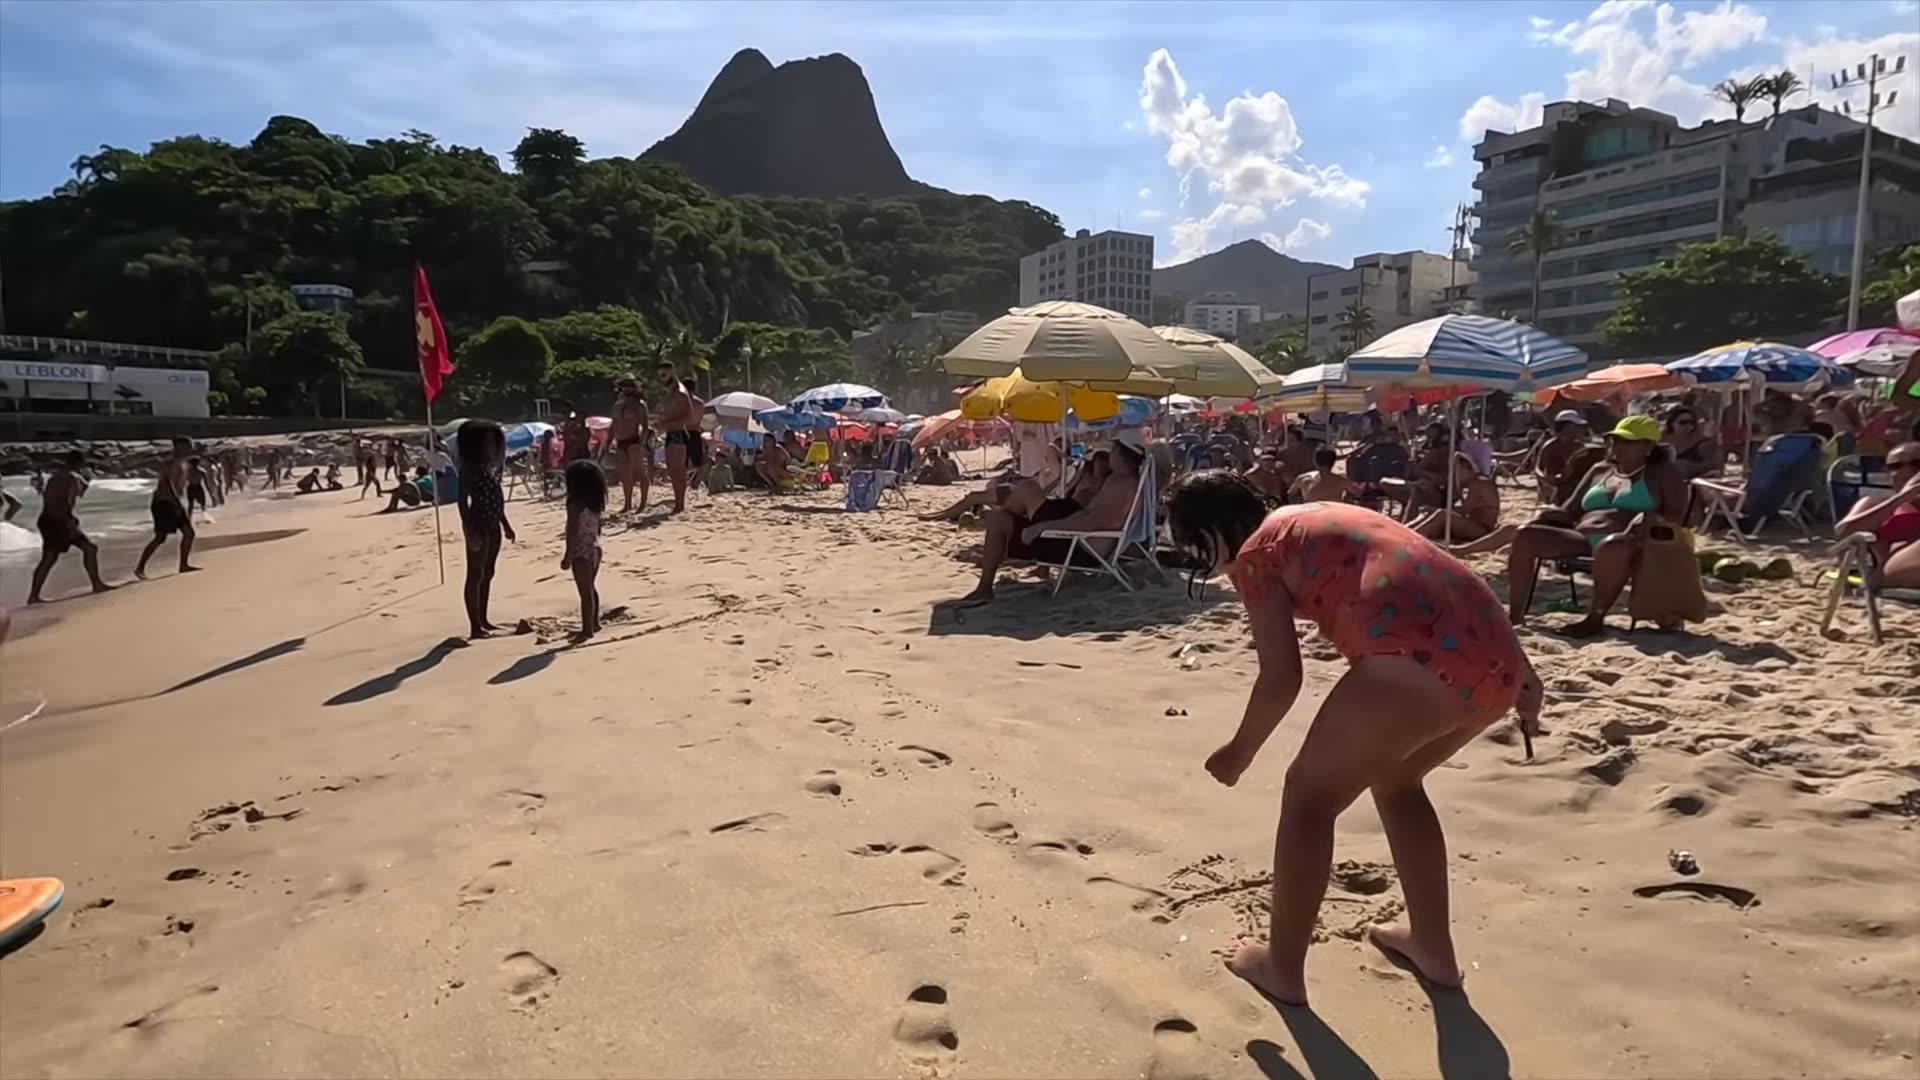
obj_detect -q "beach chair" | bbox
[1036,457,1162,595]
[1818,533,1920,644]
[877,439,912,507]
[1694,433,1824,544]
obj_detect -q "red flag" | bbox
[413,264,453,403]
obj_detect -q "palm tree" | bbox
[1710,77,1764,122]
[1757,70,1805,118]
[1334,300,1375,351]
[1506,208,1564,323]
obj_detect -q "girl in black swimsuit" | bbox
[456,419,516,639]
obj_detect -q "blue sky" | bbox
[1,0,1915,269]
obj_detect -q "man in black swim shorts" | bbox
[656,360,704,514]
[28,450,114,603]
[136,436,201,579]
[610,375,651,514]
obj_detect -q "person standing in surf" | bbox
[28,451,114,603]
[609,375,652,515]
[1163,470,1542,1007]
[136,437,200,580]
[456,420,515,639]
[656,359,703,514]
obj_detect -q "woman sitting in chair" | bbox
[1664,406,1721,482]
[1408,453,1500,542]
[1449,415,1685,636]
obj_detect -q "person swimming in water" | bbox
[1163,469,1542,1007]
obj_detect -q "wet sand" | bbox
[0,472,1915,1078]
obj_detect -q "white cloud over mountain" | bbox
[1139,48,1363,262]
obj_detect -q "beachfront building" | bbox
[1305,251,1473,354]
[1467,98,1870,355]
[0,336,211,418]
[1181,292,1262,339]
[1745,127,1920,274]
[1017,228,1155,324]
[850,309,981,367]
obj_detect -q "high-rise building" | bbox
[1467,98,1880,355]
[1305,251,1473,353]
[1182,292,1262,338]
[1018,228,1155,324]
[1746,127,1920,275]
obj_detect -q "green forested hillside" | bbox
[0,118,1061,414]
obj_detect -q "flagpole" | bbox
[426,396,446,586]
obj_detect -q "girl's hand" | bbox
[503,522,517,543]
[1205,740,1254,787]
[561,555,571,571]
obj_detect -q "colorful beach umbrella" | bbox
[708,391,780,418]
[1345,314,1588,390]
[754,407,839,431]
[851,406,908,424]
[1807,327,1920,359]
[960,370,1122,424]
[1664,340,1854,387]
[1539,363,1684,404]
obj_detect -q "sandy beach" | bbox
[1,472,1915,1079]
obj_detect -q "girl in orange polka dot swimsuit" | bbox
[1165,471,1542,1009]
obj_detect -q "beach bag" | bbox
[1629,522,1707,626]
[843,470,881,512]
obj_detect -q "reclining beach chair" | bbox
[1036,457,1162,595]
[1693,433,1824,544]
[877,439,912,507]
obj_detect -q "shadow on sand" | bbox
[192,527,308,553]
[927,562,1231,643]
[324,638,469,706]
[1245,984,1510,1080]
[487,652,555,685]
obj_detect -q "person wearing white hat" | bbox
[956,430,1147,605]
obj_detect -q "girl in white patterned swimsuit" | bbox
[561,459,606,639]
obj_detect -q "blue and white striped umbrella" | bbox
[1663,340,1855,387]
[1064,394,1159,430]
[754,407,839,431]
[1345,315,1588,390]
[789,382,889,414]
[1273,362,1372,413]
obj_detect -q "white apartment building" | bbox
[1017,228,1155,324]
[1182,292,1262,338]
[1305,251,1474,354]
[1469,98,1864,354]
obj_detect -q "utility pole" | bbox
[1832,53,1907,330]
[1445,204,1471,313]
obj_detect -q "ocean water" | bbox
[0,475,280,565]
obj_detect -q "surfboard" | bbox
[0,877,64,951]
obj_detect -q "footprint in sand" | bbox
[896,745,952,769]
[722,634,746,646]
[849,843,966,885]
[727,692,755,705]
[810,646,834,658]
[1632,882,1759,909]
[812,717,856,736]
[1329,860,1395,896]
[710,812,788,834]
[497,789,547,814]
[893,985,959,1067]
[970,803,1019,842]
[1086,876,1173,922]
[499,950,559,1013]
[1025,839,1096,859]
[1147,1018,1207,1080]
[804,771,845,798]
[459,860,513,906]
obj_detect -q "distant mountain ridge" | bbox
[641,48,920,198]
[1154,239,1338,319]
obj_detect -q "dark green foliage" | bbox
[1599,233,1842,354]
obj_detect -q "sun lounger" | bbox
[1035,457,1161,595]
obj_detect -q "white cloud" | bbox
[1423,143,1455,169]
[1270,218,1332,252]
[1140,48,1365,263]
[1136,208,1166,221]
[1137,186,1152,199]
[1460,92,1547,140]
[1461,0,1772,141]
[1783,29,1920,139]
[1528,15,1556,31]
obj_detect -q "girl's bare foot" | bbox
[469,627,493,640]
[1224,940,1307,1006]
[1367,922,1463,988]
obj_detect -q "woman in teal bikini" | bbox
[1449,415,1686,636]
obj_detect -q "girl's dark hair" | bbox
[564,459,607,514]
[1164,469,1272,595]
[455,419,503,474]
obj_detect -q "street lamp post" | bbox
[741,343,754,394]
[1832,53,1907,331]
